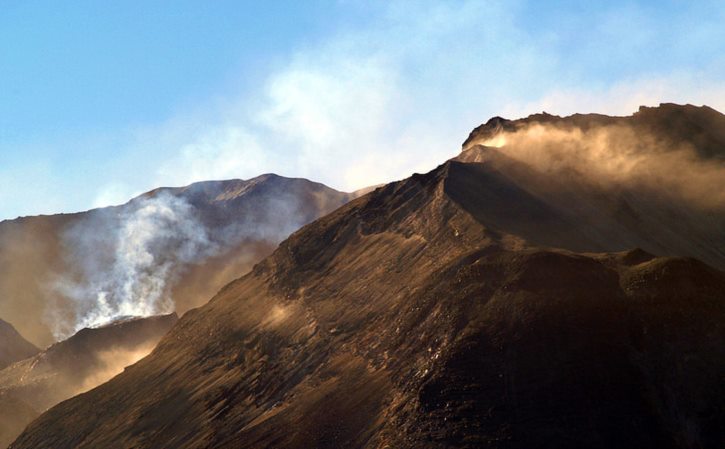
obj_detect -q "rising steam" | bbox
[48,193,218,339]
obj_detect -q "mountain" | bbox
[0,174,356,347]
[0,320,39,371]
[10,104,725,448]
[0,314,177,449]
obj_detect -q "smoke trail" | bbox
[48,193,219,339]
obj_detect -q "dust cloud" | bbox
[466,123,725,211]
[75,343,156,395]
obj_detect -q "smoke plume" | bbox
[47,193,218,340]
[41,182,318,342]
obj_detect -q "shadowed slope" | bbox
[455,103,725,270]
[445,155,725,268]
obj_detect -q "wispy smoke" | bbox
[48,193,218,340]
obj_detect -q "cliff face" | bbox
[0,174,355,347]
[10,104,725,449]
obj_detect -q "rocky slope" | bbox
[0,314,177,448]
[0,320,38,371]
[0,174,355,347]
[10,104,725,448]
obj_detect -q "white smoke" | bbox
[48,193,219,339]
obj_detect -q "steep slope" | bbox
[11,104,725,448]
[0,320,39,370]
[0,314,177,448]
[445,155,724,269]
[0,174,355,346]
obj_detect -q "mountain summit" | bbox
[457,103,725,270]
[10,104,725,449]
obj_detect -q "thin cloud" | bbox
[145,0,725,195]
[6,0,724,218]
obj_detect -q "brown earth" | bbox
[0,313,177,448]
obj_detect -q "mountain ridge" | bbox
[463,103,725,161]
[10,103,725,448]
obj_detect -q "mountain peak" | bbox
[0,173,355,347]
[0,319,39,370]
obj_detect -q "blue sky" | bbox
[1,0,724,219]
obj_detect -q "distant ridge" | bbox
[0,174,358,346]
[0,319,38,370]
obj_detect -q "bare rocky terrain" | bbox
[8,104,725,448]
[0,314,177,448]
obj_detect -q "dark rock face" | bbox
[0,320,38,371]
[412,251,724,449]
[10,104,725,448]
[443,156,725,270]
[0,313,178,449]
